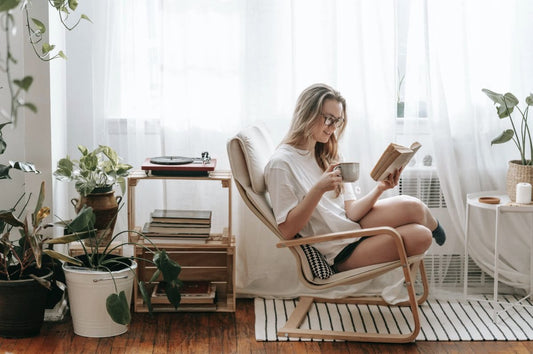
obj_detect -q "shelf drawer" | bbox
[140,265,228,282]
[162,251,228,267]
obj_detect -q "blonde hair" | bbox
[283,83,347,171]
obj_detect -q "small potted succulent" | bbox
[482,88,533,201]
[54,145,133,245]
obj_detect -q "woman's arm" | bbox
[278,164,342,239]
[344,168,401,222]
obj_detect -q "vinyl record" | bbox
[149,156,194,165]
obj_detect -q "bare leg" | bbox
[358,195,438,231]
[335,224,432,271]
[335,195,434,271]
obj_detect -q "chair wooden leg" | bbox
[276,260,428,343]
[277,291,421,343]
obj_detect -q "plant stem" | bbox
[524,106,533,165]
[3,11,17,124]
[505,101,525,164]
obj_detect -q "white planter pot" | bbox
[63,260,137,338]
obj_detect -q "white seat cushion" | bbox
[234,125,274,194]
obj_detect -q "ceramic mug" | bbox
[335,162,360,182]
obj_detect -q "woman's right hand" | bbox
[315,164,343,193]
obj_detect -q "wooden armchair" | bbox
[227,125,428,343]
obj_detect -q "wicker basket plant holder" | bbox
[506,160,533,202]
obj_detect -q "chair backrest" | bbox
[227,125,337,283]
[226,125,279,235]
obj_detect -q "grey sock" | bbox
[432,221,446,246]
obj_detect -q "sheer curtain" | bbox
[63,0,533,298]
[424,0,533,290]
[64,0,398,298]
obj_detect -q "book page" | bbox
[370,142,421,181]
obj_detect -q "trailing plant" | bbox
[482,88,533,165]
[0,0,90,179]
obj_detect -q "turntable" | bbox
[141,152,216,177]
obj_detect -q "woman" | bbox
[264,83,445,273]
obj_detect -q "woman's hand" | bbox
[377,167,402,192]
[315,164,343,193]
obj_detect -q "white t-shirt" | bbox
[264,144,361,264]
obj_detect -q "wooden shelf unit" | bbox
[127,170,235,313]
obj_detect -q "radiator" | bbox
[396,168,505,292]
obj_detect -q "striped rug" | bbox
[255,296,533,341]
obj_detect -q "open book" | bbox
[370,142,422,181]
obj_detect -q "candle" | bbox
[516,182,532,204]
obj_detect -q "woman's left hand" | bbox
[378,167,402,191]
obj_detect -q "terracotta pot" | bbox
[71,189,122,246]
[0,267,53,338]
[506,160,533,202]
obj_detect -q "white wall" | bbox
[0,4,59,219]
[23,2,53,213]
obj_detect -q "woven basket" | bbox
[506,160,533,201]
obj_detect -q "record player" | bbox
[141,152,216,177]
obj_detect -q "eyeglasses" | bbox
[320,113,345,128]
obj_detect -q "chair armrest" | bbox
[276,226,401,248]
[277,226,412,269]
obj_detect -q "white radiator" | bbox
[397,168,505,292]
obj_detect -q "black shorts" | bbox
[332,236,369,272]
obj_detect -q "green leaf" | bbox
[54,157,74,179]
[0,138,6,155]
[482,88,519,118]
[138,281,153,313]
[68,0,78,11]
[0,122,12,131]
[0,209,24,227]
[52,0,63,10]
[503,92,519,107]
[43,229,93,244]
[57,50,67,60]
[10,161,40,174]
[152,251,182,309]
[106,291,131,325]
[153,250,181,283]
[165,282,181,309]
[23,102,37,113]
[482,88,505,105]
[33,181,46,224]
[491,129,514,145]
[65,205,96,233]
[42,43,55,55]
[43,249,83,266]
[78,145,89,156]
[81,14,92,23]
[526,94,533,106]
[13,76,33,91]
[31,18,46,34]
[0,164,11,180]
[0,0,20,12]
[79,153,98,171]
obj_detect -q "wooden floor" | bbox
[1,298,533,353]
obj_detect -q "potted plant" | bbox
[0,182,64,338]
[54,145,133,245]
[0,0,88,338]
[44,205,183,338]
[482,88,533,201]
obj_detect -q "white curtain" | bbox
[62,0,533,297]
[424,0,533,290]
